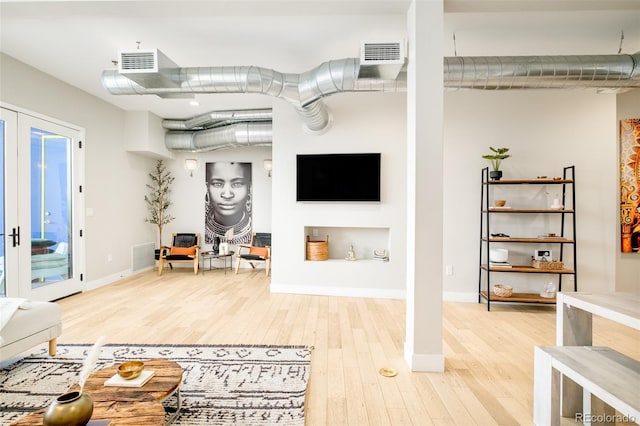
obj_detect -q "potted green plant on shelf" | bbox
[482,147,511,180]
[144,159,175,259]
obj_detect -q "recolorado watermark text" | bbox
[575,413,636,423]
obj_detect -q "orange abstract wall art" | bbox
[620,118,640,253]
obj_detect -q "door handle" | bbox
[10,226,20,247]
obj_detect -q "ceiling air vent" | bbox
[119,50,158,72]
[117,48,181,89]
[358,41,405,79]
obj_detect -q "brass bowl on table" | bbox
[117,361,145,380]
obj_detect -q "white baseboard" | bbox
[83,271,474,304]
[270,283,405,299]
[442,291,477,303]
[84,268,136,291]
[404,341,445,372]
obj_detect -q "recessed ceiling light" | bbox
[189,100,200,106]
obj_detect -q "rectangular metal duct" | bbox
[118,48,180,89]
[358,41,405,79]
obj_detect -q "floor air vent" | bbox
[132,242,155,273]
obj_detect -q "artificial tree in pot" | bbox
[482,147,511,180]
[144,159,175,258]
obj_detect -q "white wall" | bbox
[0,53,156,286]
[616,90,640,292]
[443,90,619,299]
[270,93,407,298]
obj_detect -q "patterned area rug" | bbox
[0,343,312,425]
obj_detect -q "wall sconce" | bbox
[184,158,199,177]
[263,159,272,177]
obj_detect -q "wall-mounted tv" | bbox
[296,153,381,202]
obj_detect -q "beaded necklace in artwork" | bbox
[204,202,252,245]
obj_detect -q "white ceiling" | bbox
[1,0,639,120]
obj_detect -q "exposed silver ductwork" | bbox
[162,108,272,131]
[165,122,273,152]
[444,52,640,91]
[102,49,640,145]
[102,57,406,133]
[161,108,273,152]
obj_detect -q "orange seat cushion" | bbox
[171,246,196,256]
[249,246,269,258]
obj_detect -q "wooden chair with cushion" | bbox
[158,233,200,275]
[235,232,271,276]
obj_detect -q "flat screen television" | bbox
[296,153,381,202]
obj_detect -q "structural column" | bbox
[404,0,445,372]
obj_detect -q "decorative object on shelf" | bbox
[550,198,563,209]
[482,146,511,180]
[533,249,552,262]
[489,248,509,263]
[494,199,506,207]
[145,159,175,251]
[306,235,329,261]
[373,249,389,262]
[493,284,513,297]
[539,281,556,298]
[532,259,564,269]
[43,391,93,426]
[346,245,357,261]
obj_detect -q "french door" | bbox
[1,105,84,301]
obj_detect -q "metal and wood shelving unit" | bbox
[478,166,577,310]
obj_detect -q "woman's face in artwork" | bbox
[206,162,250,224]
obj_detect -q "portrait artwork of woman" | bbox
[204,162,252,248]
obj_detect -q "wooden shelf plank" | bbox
[484,209,574,213]
[483,237,575,243]
[486,179,573,185]
[480,291,557,304]
[481,264,575,274]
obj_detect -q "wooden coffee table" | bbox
[12,359,183,426]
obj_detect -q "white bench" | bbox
[534,346,640,426]
[0,299,62,363]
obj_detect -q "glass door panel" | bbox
[17,113,83,301]
[0,119,4,296]
[0,108,18,298]
[0,106,84,301]
[29,129,73,289]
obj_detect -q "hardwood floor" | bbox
[49,269,639,425]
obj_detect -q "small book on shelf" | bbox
[104,370,155,388]
[489,261,512,268]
